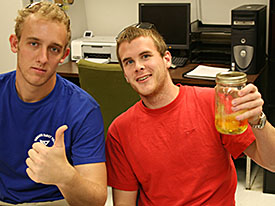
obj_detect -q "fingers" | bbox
[26,167,38,183]
[232,84,263,109]
[235,106,262,121]
[26,154,40,183]
[238,83,258,97]
[26,143,47,183]
[231,84,264,122]
[232,96,264,112]
[54,125,68,148]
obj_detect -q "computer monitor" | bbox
[139,3,190,50]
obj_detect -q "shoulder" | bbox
[180,85,215,103]
[108,101,140,132]
[0,71,15,83]
[181,85,214,96]
[57,75,100,109]
[0,71,16,94]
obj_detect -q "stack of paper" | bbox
[184,65,230,80]
[84,58,110,64]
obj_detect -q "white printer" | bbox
[71,35,118,62]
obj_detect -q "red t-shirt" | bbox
[106,85,255,206]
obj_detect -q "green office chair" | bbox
[77,59,140,137]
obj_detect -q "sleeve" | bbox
[194,86,256,159]
[70,104,106,165]
[105,122,139,191]
[221,126,256,159]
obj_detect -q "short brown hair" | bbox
[116,24,168,68]
[15,1,71,47]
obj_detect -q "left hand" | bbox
[26,125,74,185]
[231,83,264,125]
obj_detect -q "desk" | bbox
[57,61,262,86]
[57,61,79,78]
[57,61,266,190]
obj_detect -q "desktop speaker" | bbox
[231,4,266,74]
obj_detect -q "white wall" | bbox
[0,0,87,73]
[84,0,269,37]
[64,0,87,62]
[0,0,270,74]
[0,1,23,73]
[198,0,269,25]
[84,0,198,37]
[67,0,88,40]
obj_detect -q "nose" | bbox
[36,47,48,65]
[135,61,145,72]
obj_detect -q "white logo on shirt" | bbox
[34,133,55,146]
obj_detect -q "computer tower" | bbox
[231,4,267,74]
[264,0,275,194]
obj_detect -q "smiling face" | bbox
[119,36,172,98]
[10,14,69,100]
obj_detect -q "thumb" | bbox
[54,125,68,148]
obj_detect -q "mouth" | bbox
[136,74,152,82]
[32,67,46,73]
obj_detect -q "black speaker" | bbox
[231,4,267,74]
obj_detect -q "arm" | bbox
[26,125,107,206]
[232,84,275,172]
[112,188,138,206]
[58,162,107,206]
[244,121,275,172]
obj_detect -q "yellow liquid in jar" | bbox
[215,111,248,134]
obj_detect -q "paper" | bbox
[84,58,110,64]
[184,65,230,80]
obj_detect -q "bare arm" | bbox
[112,188,138,206]
[57,163,107,206]
[244,122,275,172]
[26,126,107,206]
[232,84,275,172]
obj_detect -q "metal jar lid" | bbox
[216,71,247,85]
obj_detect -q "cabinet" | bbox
[190,21,231,65]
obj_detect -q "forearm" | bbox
[57,166,107,206]
[252,121,275,172]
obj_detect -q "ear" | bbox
[163,50,172,69]
[124,73,129,83]
[9,34,19,53]
[59,47,70,64]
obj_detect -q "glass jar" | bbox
[215,71,248,135]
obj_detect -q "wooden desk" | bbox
[57,61,263,86]
[57,61,79,78]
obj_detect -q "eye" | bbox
[50,47,61,54]
[125,59,134,66]
[142,54,150,59]
[30,42,38,47]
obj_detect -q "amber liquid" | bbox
[215,88,248,135]
[215,111,248,134]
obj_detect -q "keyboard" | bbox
[171,56,188,68]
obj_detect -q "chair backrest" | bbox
[77,59,140,137]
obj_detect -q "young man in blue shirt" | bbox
[0,2,106,205]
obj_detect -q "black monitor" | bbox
[139,3,190,50]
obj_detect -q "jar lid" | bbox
[216,71,247,85]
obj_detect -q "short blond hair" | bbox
[116,25,168,69]
[15,1,71,47]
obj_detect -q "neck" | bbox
[141,81,180,109]
[15,73,56,103]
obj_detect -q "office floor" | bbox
[235,158,275,206]
[105,158,275,206]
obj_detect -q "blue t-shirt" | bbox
[0,71,105,204]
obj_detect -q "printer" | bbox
[71,36,118,62]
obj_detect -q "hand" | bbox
[26,125,74,185]
[231,83,264,124]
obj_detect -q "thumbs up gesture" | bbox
[26,125,74,185]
